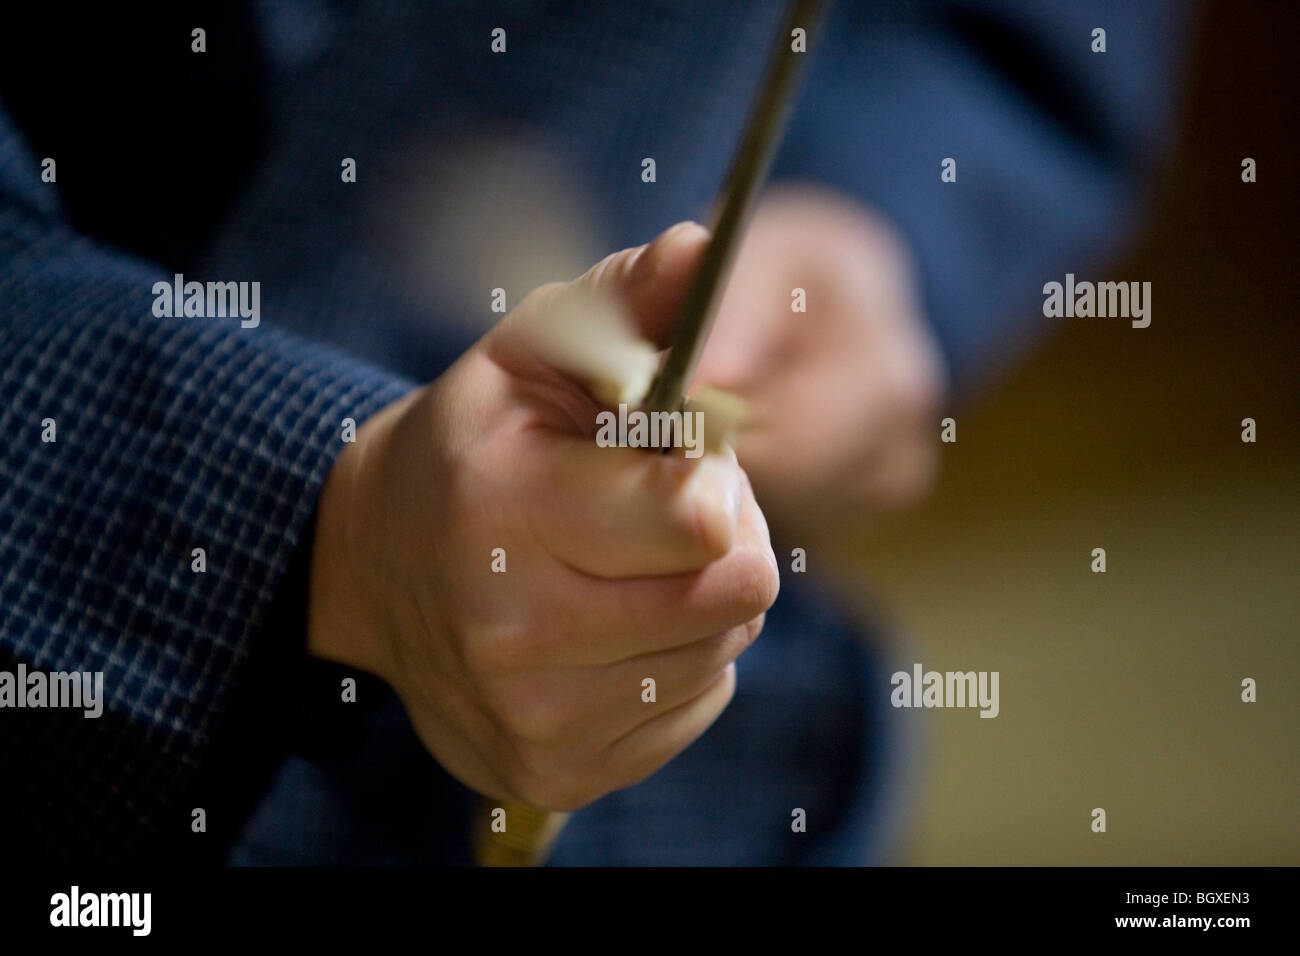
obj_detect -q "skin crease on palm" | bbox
[305,193,946,812]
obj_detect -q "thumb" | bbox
[576,220,711,348]
[492,221,712,406]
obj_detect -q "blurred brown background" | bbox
[840,0,1299,864]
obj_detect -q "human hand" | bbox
[695,187,947,534]
[307,222,780,811]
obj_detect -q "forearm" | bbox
[0,195,413,860]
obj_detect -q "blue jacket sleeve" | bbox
[0,104,413,861]
[773,0,1193,390]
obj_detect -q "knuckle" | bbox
[689,487,735,562]
[513,761,601,813]
[730,549,779,618]
[464,625,527,678]
[696,626,753,674]
[467,616,564,678]
[501,686,570,747]
[720,620,760,659]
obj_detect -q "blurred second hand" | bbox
[474,0,830,867]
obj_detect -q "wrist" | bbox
[306,392,412,681]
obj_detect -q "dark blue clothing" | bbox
[0,1,1186,863]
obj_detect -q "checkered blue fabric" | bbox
[0,152,411,861]
[0,0,1187,863]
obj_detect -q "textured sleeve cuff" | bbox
[0,206,414,861]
